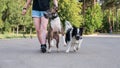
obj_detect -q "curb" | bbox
[83,34,120,37]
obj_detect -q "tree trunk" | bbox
[0,28,3,34]
[16,25,19,36]
[24,26,26,32]
[12,27,15,34]
[116,7,119,32]
[108,9,112,33]
[112,8,114,32]
[83,0,86,23]
[30,28,32,38]
[0,28,1,34]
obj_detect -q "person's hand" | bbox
[22,8,27,15]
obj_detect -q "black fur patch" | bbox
[65,29,72,43]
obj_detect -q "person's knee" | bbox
[42,24,47,30]
[41,17,48,31]
[36,29,41,34]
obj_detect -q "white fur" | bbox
[66,38,83,53]
[50,39,56,47]
[61,35,67,46]
[50,17,61,32]
[65,21,83,53]
[48,39,56,52]
[65,21,73,32]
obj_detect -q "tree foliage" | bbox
[58,0,83,27]
[84,3,103,34]
[0,0,120,35]
[0,0,33,34]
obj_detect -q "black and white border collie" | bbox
[65,21,83,53]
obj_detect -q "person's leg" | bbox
[32,10,48,53]
[33,17,48,53]
[33,18,42,44]
[40,16,48,53]
[32,10,43,45]
[40,16,49,45]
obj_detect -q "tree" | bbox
[101,0,120,32]
[84,3,103,34]
[102,10,110,33]
[92,3,103,30]
[0,0,10,33]
[0,0,34,35]
[58,0,83,28]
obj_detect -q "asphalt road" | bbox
[0,35,120,68]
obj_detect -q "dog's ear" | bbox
[79,27,83,36]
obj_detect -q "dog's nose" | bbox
[76,36,80,40]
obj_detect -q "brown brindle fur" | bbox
[47,26,65,51]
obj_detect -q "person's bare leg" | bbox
[40,16,48,53]
[40,16,48,44]
[33,17,48,44]
[33,17,42,44]
[33,17,48,53]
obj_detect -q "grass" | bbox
[0,33,37,39]
[112,31,120,34]
[0,31,120,39]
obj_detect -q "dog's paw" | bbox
[63,42,67,46]
[48,49,51,53]
[66,50,70,53]
[50,39,56,47]
[64,44,67,47]
[73,49,77,52]
[73,48,77,52]
[57,49,59,53]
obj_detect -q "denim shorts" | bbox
[32,10,46,18]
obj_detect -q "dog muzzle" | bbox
[75,40,79,44]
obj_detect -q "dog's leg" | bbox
[73,45,77,52]
[61,29,67,46]
[50,39,55,47]
[48,35,52,53]
[48,38,52,53]
[76,39,83,50]
[50,30,55,47]
[66,41,71,53]
[48,28,53,53]
[48,45,51,52]
[48,47,51,52]
[54,33,59,52]
[61,35,67,46]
